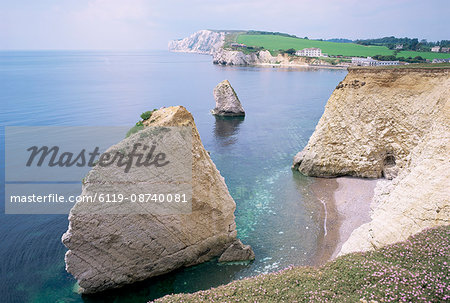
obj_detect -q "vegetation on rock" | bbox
[141,110,156,121]
[126,109,157,138]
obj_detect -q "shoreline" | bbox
[310,177,379,265]
[168,50,349,70]
[229,62,348,70]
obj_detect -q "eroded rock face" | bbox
[212,49,312,67]
[339,97,450,254]
[212,80,245,116]
[213,49,276,66]
[294,68,450,178]
[293,67,450,254]
[62,106,241,293]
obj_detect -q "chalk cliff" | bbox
[213,49,329,67]
[293,66,450,253]
[62,106,245,293]
[340,108,450,254]
[169,30,335,67]
[168,30,225,54]
[213,49,275,66]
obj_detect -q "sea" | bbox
[0,50,347,302]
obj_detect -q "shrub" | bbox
[140,111,153,121]
[283,48,296,55]
[127,109,158,138]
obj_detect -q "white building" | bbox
[351,57,399,66]
[295,48,322,57]
[431,46,441,52]
[432,58,450,63]
[375,60,400,66]
[352,57,374,65]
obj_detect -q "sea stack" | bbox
[212,80,245,116]
[62,106,252,294]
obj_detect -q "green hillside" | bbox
[395,50,450,60]
[236,34,450,60]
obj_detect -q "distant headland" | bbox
[169,30,450,68]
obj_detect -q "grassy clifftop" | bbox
[236,34,450,60]
[155,225,449,302]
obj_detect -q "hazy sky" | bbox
[1,0,449,50]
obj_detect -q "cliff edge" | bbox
[293,66,450,253]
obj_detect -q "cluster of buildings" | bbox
[231,44,448,65]
[431,46,450,53]
[351,57,399,66]
[295,48,400,66]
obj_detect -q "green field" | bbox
[236,34,450,60]
[395,50,450,60]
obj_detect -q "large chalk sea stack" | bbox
[62,106,252,294]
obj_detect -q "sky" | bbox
[0,0,449,50]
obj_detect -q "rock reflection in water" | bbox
[213,115,245,147]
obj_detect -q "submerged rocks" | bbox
[218,239,255,262]
[62,106,253,294]
[212,80,245,117]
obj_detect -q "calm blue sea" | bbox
[0,51,346,302]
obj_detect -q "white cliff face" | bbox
[339,98,450,254]
[213,49,275,65]
[293,67,450,254]
[168,30,225,54]
[212,49,312,67]
[212,80,245,116]
[294,68,450,178]
[169,30,333,67]
[62,106,242,294]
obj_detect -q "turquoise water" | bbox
[0,51,346,302]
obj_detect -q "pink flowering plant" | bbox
[154,225,449,302]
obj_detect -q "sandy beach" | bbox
[310,177,380,265]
